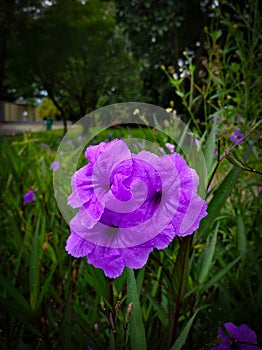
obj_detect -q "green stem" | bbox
[171,235,193,343]
[107,278,118,350]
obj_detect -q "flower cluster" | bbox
[229,128,243,146]
[165,142,175,153]
[66,139,207,278]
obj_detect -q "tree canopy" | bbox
[2,0,261,124]
[2,0,142,123]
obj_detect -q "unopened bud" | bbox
[101,297,105,310]
[126,302,134,322]
[115,300,121,313]
[42,242,48,251]
[94,323,99,332]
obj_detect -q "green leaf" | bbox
[61,286,73,350]
[113,269,127,295]
[60,259,73,350]
[204,119,217,181]
[136,266,145,297]
[172,236,192,299]
[201,256,241,292]
[199,138,256,239]
[169,311,198,350]
[211,74,224,86]
[237,214,247,256]
[127,268,147,350]
[210,29,222,42]
[175,90,185,98]
[83,262,109,302]
[198,222,219,283]
[0,273,32,318]
[146,292,168,326]
[198,165,242,238]
[37,260,59,311]
[29,216,41,312]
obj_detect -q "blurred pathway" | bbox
[0,121,70,136]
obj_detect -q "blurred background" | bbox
[1,0,260,127]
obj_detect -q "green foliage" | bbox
[37,97,61,119]
[4,0,142,121]
[115,0,208,105]
[163,0,262,132]
[0,123,261,349]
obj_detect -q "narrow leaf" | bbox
[37,261,59,311]
[169,311,198,350]
[127,268,147,350]
[146,292,168,326]
[198,223,219,283]
[201,256,241,292]
[204,119,217,181]
[237,214,247,255]
[0,273,32,318]
[198,166,242,238]
[207,124,261,234]
[29,216,41,312]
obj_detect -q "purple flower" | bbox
[24,189,36,204]
[211,322,261,350]
[66,139,207,278]
[50,161,60,172]
[165,142,175,153]
[159,147,165,155]
[136,141,143,149]
[195,138,200,147]
[229,128,243,146]
[77,135,83,142]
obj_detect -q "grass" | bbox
[0,128,261,350]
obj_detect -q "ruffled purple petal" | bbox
[85,140,118,164]
[66,139,208,278]
[86,246,125,278]
[68,164,93,208]
[66,230,153,278]
[66,230,95,257]
[121,245,153,269]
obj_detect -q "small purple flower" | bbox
[66,139,207,278]
[165,142,175,153]
[77,135,83,142]
[137,141,142,148]
[229,128,243,146]
[24,190,36,204]
[211,322,261,350]
[40,142,48,148]
[159,147,165,155]
[108,132,113,138]
[50,161,60,172]
[195,138,200,147]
